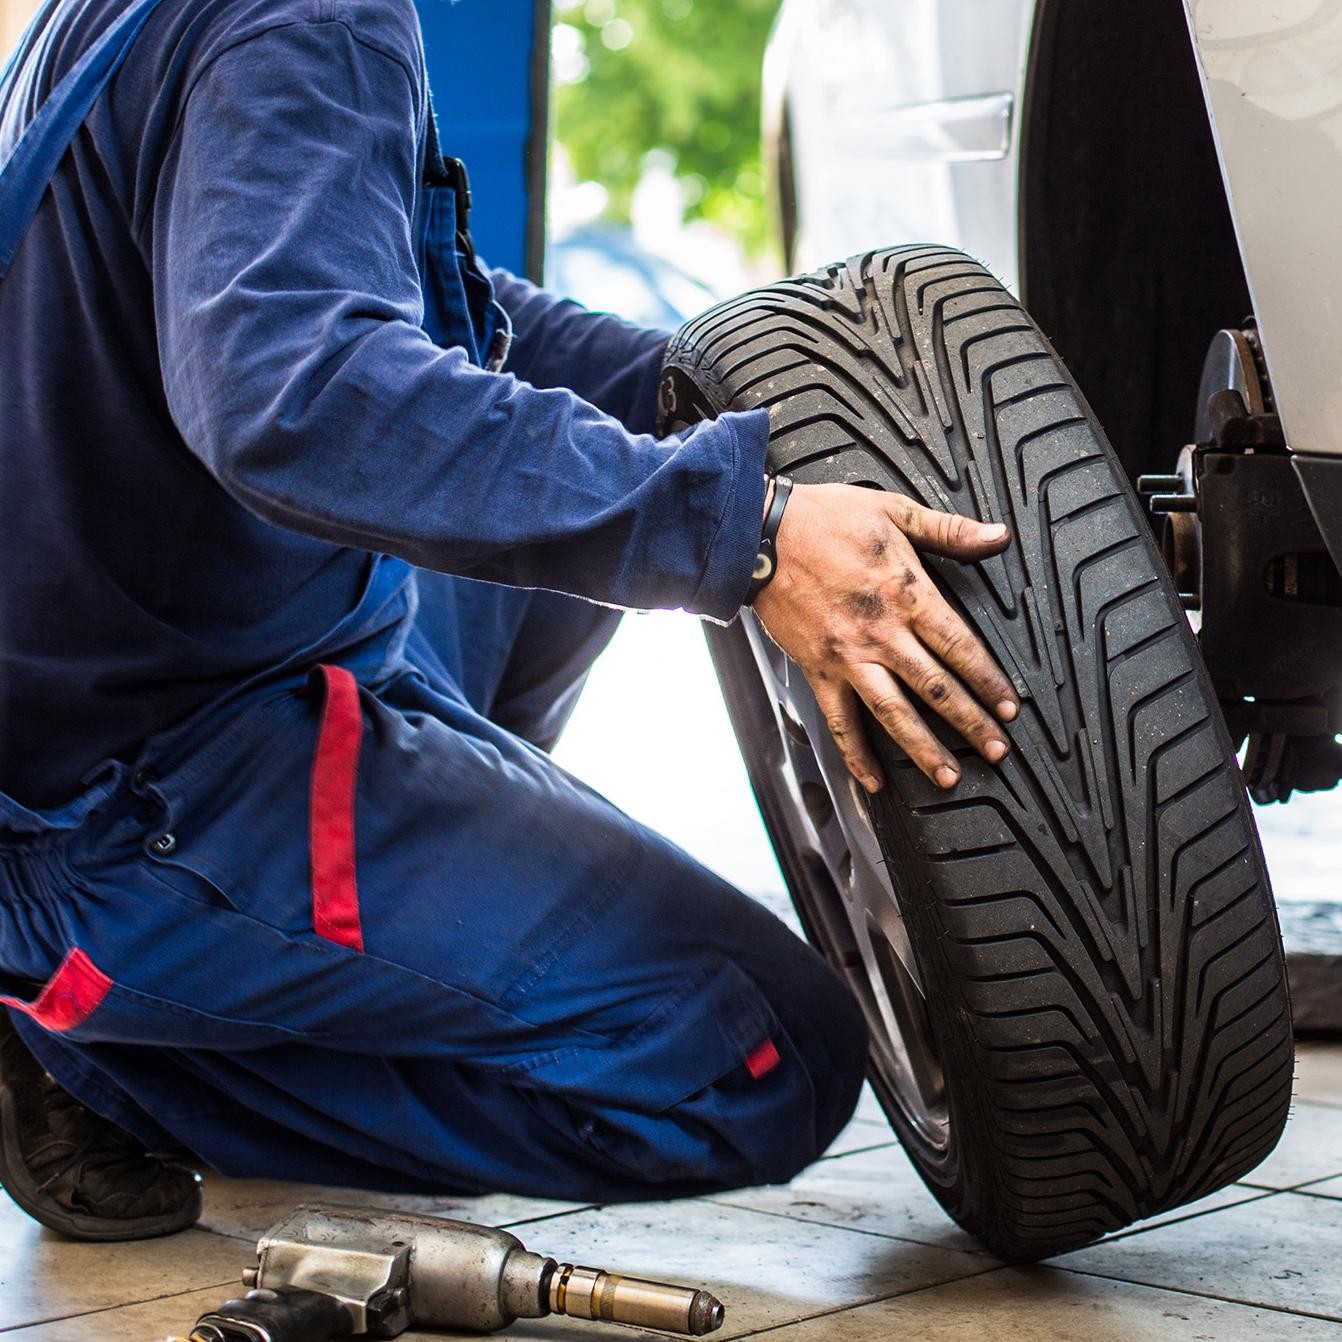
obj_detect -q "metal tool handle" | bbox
[165,1287,355,1342]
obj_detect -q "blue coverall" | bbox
[0,0,866,1200]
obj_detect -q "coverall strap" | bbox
[0,0,168,277]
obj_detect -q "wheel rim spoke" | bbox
[849,913,948,1146]
[740,614,949,1147]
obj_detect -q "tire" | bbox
[658,246,1293,1261]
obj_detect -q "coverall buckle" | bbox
[441,156,472,230]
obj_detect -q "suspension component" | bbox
[1137,326,1342,801]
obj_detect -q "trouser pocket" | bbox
[139,677,351,942]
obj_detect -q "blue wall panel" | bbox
[415,0,546,279]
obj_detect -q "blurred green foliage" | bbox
[552,0,780,256]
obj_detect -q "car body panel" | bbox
[1184,0,1342,458]
[769,0,1342,457]
[765,0,1032,291]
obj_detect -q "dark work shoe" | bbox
[0,1010,202,1240]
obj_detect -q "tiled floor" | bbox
[5,614,1340,1338]
[2,1045,1341,1339]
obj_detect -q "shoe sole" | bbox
[0,1083,202,1242]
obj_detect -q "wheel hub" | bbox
[1137,325,1342,802]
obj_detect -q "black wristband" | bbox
[746,475,793,606]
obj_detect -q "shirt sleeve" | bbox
[489,268,669,436]
[149,20,768,620]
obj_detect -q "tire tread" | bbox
[664,246,1292,1258]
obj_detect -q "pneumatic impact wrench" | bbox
[169,1204,726,1341]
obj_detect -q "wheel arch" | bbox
[1017,0,1252,482]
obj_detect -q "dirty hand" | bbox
[752,481,1019,793]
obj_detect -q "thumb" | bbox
[895,498,1010,559]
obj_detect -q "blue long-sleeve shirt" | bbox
[0,0,768,808]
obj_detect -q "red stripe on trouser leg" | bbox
[309,665,365,951]
[0,949,112,1032]
[745,1038,781,1079]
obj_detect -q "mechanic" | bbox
[0,0,1019,1241]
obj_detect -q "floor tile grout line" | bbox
[496,1203,602,1230]
[710,1262,1007,1341]
[197,1205,600,1244]
[706,1195,996,1257]
[1087,1187,1282,1244]
[1239,1174,1342,1195]
[0,1279,239,1336]
[1271,1184,1342,1203]
[193,1228,265,1251]
[706,1182,1307,1264]
[709,1177,1304,1258]
[1051,1263,1342,1326]
[816,1140,899,1163]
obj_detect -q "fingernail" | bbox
[997,699,1019,722]
[984,739,1008,763]
[981,522,1008,542]
[935,765,959,789]
[862,774,883,794]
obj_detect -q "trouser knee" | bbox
[691,950,868,1191]
[564,957,867,1199]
